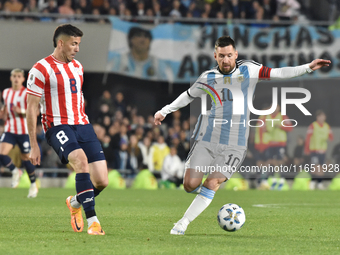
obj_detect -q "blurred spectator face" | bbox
[174,124,181,134]
[170,147,177,156]
[146,8,153,16]
[157,136,165,144]
[137,116,145,126]
[180,130,187,141]
[124,8,131,16]
[217,11,224,19]
[116,92,124,102]
[103,135,111,145]
[136,126,144,137]
[137,1,144,11]
[120,124,127,134]
[120,142,128,151]
[143,136,151,146]
[130,134,138,147]
[122,117,130,126]
[173,110,181,119]
[92,8,100,15]
[119,3,126,14]
[103,90,111,99]
[182,120,189,130]
[103,115,112,127]
[204,3,211,13]
[173,0,180,9]
[108,124,119,136]
[114,110,123,121]
[146,130,153,140]
[110,7,116,15]
[172,137,180,146]
[100,104,109,113]
[147,115,154,125]
[63,0,71,7]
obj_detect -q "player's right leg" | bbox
[0,134,20,188]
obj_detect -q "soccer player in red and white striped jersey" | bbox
[26,24,108,235]
[0,68,38,198]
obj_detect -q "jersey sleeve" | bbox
[27,62,47,98]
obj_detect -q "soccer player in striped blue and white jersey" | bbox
[154,35,330,235]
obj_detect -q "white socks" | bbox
[182,186,215,224]
[87,216,100,228]
[70,195,81,208]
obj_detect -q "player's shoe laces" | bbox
[170,218,189,235]
[11,168,22,188]
[27,183,38,198]
[87,222,105,235]
[66,196,84,232]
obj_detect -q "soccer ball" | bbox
[217,203,246,232]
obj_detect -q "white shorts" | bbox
[185,140,247,179]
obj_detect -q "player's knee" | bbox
[93,178,108,190]
[183,178,200,192]
[203,178,224,191]
[68,150,89,173]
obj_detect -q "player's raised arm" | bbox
[26,94,41,165]
[261,59,331,80]
[154,91,195,125]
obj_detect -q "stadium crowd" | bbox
[0,0,325,23]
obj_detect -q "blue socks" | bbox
[0,154,16,171]
[76,173,96,219]
[23,160,36,183]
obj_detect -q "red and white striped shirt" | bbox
[2,86,28,135]
[27,55,89,132]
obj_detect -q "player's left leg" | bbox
[18,134,38,198]
[21,153,38,198]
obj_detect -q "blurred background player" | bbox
[0,68,38,198]
[304,110,333,190]
[254,105,271,190]
[27,24,108,235]
[263,105,293,189]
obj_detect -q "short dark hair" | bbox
[214,36,235,51]
[53,24,83,48]
[128,27,152,48]
[316,109,325,116]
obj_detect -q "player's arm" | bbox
[27,94,41,165]
[259,59,331,80]
[154,91,194,125]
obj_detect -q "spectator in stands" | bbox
[58,0,74,15]
[108,121,121,169]
[276,0,300,21]
[162,146,184,188]
[150,135,170,178]
[23,0,39,13]
[98,90,115,115]
[42,0,58,13]
[159,0,173,16]
[229,0,241,18]
[136,0,145,16]
[239,0,256,19]
[187,1,201,17]
[169,0,182,17]
[304,110,333,190]
[114,92,127,116]
[120,123,129,144]
[138,136,153,170]
[3,0,23,12]
[262,0,277,20]
[127,134,143,175]
[76,0,91,14]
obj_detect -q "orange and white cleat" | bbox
[66,196,84,232]
[87,222,105,235]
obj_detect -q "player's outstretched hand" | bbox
[154,111,165,125]
[309,59,331,71]
[29,145,41,166]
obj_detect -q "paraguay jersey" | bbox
[27,55,89,132]
[189,60,271,148]
[2,86,28,135]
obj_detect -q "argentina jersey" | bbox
[188,60,263,148]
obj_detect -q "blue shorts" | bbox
[310,152,326,165]
[45,124,105,164]
[0,132,30,154]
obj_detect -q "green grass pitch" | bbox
[1,188,340,255]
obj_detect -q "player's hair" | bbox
[53,24,83,48]
[316,109,325,116]
[128,27,152,48]
[11,68,24,76]
[214,36,236,51]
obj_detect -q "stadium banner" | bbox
[107,17,340,83]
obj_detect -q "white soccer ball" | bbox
[217,203,246,232]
